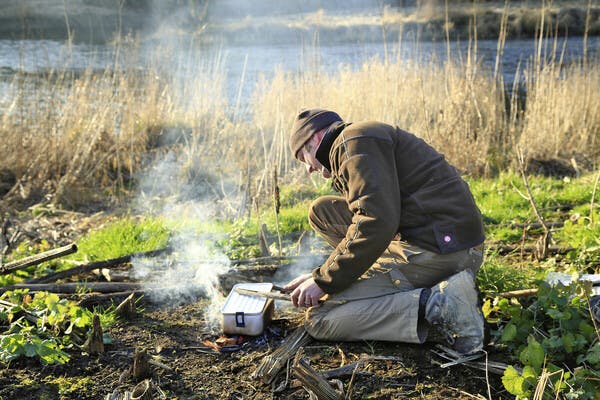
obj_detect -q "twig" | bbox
[497,288,538,298]
[0,282,142,295]
[515,148,552,260]
[345,360,361,400]
[0,299,39,323]
[0,243,78,275]
[273,169,283,258]
[252,327,311,385]
[483,350,492,400]
[591,168,600,224]
[292,348,343,400]
[27,247,171,283]
[234,287,345,306]
[430,345,509,375]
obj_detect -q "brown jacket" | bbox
[312,121,485,293]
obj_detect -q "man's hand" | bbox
[283,273,312,291]
[286,274,325,308]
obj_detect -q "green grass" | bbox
[73,217,171,262]
[1,172,597,292]
[468,171,598,246]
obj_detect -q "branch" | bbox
[0,243,78,275]
[515,148,552,260]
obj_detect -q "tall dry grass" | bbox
[252,56,506,176]
[0,20,599,210]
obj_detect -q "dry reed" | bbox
[0,18,598,209]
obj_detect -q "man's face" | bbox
[298,135,331,179]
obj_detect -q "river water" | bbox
[0,35,598,104]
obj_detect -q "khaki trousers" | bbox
[305,195,483,343]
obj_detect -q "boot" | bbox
[425,270,484,355]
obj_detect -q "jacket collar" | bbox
[316,121,348,172]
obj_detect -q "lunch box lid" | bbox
[221,283,273,315]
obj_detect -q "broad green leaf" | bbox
[500,323,517,343]
[521,365,538,385]
[579,321,596,342]
[584,342,600,367]
[23,342,37,357]
[502,365,528,396]
[543,335,563,351]
[546,309,564,319]
[562,332,576,353]
[520,337,545,369]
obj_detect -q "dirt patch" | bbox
[0,298,511,399]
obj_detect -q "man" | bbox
[283,109,486,355]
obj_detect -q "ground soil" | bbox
[0,295,513,400]
[0,210,518,400]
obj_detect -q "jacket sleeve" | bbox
[312,136,402,293]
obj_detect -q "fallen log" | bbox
[0,243,78,275]
[26,247,171,283]
[0,282,142,295]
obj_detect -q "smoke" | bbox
[131,148,242,331]
[131,230,230,330]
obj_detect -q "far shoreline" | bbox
[0,1,598,45]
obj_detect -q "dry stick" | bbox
[26,247,171,283]
[0,217,10,257]
[77,290,144,307]
[114,292,138,319]
[0,282,143,295]
[259,224,270,257]
[234,287,345,306]
[488,221,564,229]
[273,169,283,258]
[0,243,78,275]
[515,148,552,260]
[252,327,312,385]
[0,299,39,324]
[591,168,600,224]
[292,348,343,400]
[498,288,539,299]
[494,245,574,255]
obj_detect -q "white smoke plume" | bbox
[132,151,241,331]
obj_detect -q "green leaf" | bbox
[562,332,576,353]
[584,342,600,368]
[502,365,529,397]
[23,342,37,358]
[520,337,545,369]
[578,321,596,342]
[36,340,69,365]
[482,299,494,318]
[500,323,517,343]
[546,308,564,319]
[521,365,538,383]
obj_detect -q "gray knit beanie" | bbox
[289,109,342,159]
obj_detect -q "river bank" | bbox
[0,0,598,44]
